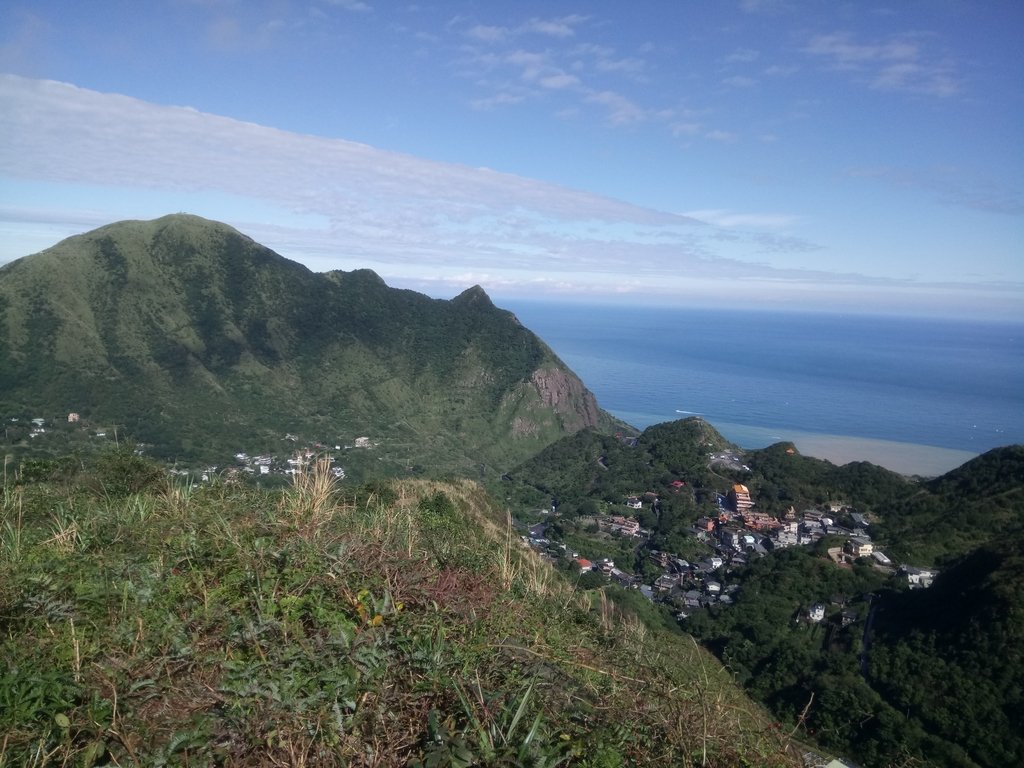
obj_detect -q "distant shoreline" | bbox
[709,420,979,477]
[613,412,979,477]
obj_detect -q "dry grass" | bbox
[1,472,801,768]
[41,512,81,554]
[280,454,347,537]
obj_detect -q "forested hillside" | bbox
[0,214,623,475]
[868,531,1024,768]
[871,445,1024,562]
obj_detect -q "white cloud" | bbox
[705,129,738,143]
[470,91,525,110]
[722,75,756,88]
[871,61,958,98]
[725,48,760,64]
[684,210,800,228]
[538,72,580,90]
[467,24,506,42]
[0,9,52,76]
[505,49,549,80]
[804,32,961,97]
[585,89,646,124]
[0,75,691,259]
[325,0,372,12]
[454,16,653,122]
[1,75,1013,314]
[524,15,587,38]
[739,0,793,14]
[671,122,701,137]
[593,56,645,76]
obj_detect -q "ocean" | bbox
[502,302,1024,476]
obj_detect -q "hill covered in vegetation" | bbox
[506,418,1022,567]
[870,445,1024,563]
[0,214,624,475]
[0,451,797,767]
[867,530,1024,768]
[501,419,1024,767]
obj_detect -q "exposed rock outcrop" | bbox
[530,366,601,431]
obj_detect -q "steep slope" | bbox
[0,462,799,767]
[0,214,620,472]
[868,531,1024,768]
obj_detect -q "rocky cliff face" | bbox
[530,366,602,431]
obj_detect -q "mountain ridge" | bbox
[0,214,627,473]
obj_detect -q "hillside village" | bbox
[3,413,375,484]
[521,473,939,629]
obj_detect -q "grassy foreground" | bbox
[1,457,797,767]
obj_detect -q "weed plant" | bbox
[0,456,798,767]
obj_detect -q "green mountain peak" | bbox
[452,284,494,308]
[0,214,624,475]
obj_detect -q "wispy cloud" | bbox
[684,209,800,228]
[0,76,691,264]
[453,14,661,127]
[804,32,960,97]
[705,129,738,143]
[725,48,760,64]
[722,75,756,88]
[848,165,1024,216]
[538,72,580,90]
[470,92,525,110]
[739,0,793,14]
[0,75,1011,310]
[584,89,646,124]
[0,9,53,76]
[324,0,372,12]
[523,15,588,38]
[462,15,587,43]
[467,24,506,42]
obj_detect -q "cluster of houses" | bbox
[599,513,643,537]
[166,433,380,482]
[227,451,344,479]
[177,446,353,482]
[522,479,940,624]
[210,436,377,480]
[8,412,372,483]
[7,414,109,441]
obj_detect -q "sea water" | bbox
[502,302,1024,476]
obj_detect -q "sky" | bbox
[1,0,1022,317]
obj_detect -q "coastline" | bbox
[608,409,980,477]
[703,420,979,477]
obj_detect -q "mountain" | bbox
[0,214,623,474]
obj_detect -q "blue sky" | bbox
[1,0,1022,317]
